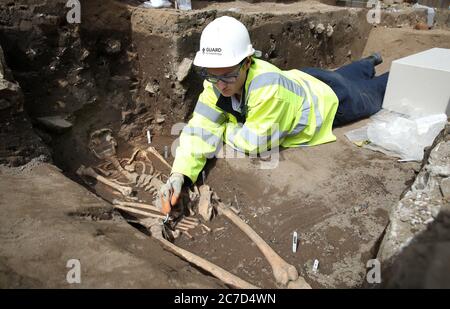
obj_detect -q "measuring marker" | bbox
[146,130,151,144]
[292,231,298,253]
[164,145,168,159]
[313,259,319,272]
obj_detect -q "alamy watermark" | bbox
[66,0,81,24]
[366,259,381,284]
[169,122,281,169]
[367,0,382,25]
[66,259,81,284]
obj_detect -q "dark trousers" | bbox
[301,58,389,126]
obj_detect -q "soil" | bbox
[363,27,450,75]
[0,162,224,288]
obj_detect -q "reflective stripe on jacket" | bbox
[172,58,339,182]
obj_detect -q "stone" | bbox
[326,24,334,37]
[19,20,33,32]
[176,58,193,82]
[25,48,37,60]
[414,22,429,31]
[0,79,20,94]
[145,82,159,94]
[36,116,73,133]
[80,48,90,61]
[57,79,68,88]
[56,101,66,109]
[440,178,450,200]
[105,39,121,54]
[121,110,134,124]
[316,23,325,34]
[0,98,12,110]
[377,127,450,284]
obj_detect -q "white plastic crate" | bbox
[382,48,450,117]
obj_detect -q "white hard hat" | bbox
[193,16,255,68]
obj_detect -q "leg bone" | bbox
[150,225,258,289]
[216,201,311,289]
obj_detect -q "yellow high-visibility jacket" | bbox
[172,58,339,182]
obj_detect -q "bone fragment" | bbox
[146,146,172,170]
[198,185,213,221]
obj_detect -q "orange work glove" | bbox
[159,173,184,215]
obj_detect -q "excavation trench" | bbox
[1,0,449,288]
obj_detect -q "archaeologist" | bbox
[159,16,388,214]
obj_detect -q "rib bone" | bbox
[112,200,162,214]
[77,165,132,196]
[113,204,166,220]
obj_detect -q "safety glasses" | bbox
[197,60,246,84]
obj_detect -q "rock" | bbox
[414,22,429,31]
[55,101,66,109]
[36,116,73,133]
[126,51,137,61]
[0,79,20,95]
[427,142,450,177]
[315,23,325,34]
[145,82,159,95]
[57,79,68,88]
[0,98,12,110]
[0,79,22,112]
[155,116,165,124]
[0,48,7,80]
[308,21,315,30]
[176,58,193,82]
[25,48,37,60]
[19,20,33,32]
[121,110,134,124]
[326,24,334,37]
[80,48,90,61]
[440,178,450,200]
[377,127,450,286]
[105,39,121,54]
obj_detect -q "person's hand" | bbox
[159,173,184,214]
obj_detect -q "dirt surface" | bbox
[363,27,450,75]
[0,162,224,288]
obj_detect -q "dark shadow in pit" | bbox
[365,210,450,288]
[0,0,137,181]
[67,206,116,221]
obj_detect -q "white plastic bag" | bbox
[366,113,447,161]
[177,0,192,10]
[142,0,172,9]
[345,109,447,161]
